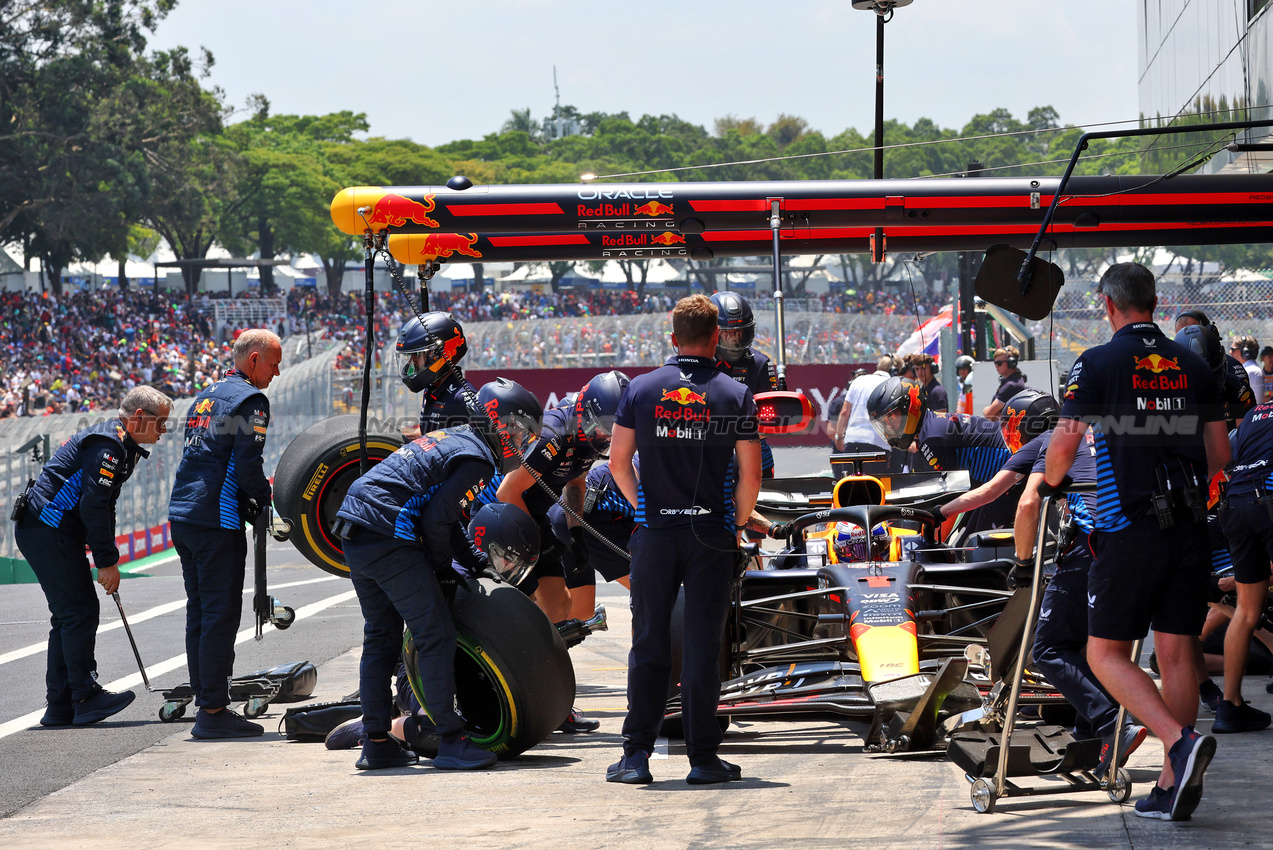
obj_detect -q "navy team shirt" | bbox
[616,354,757,530]
[517,403,601,517]
[1059,321,1222,531]
[1226,400,1273,497]
[1029,429,1099,534]
[914,411,1011,487]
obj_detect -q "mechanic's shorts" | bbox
[517,540,567,597]
[1088,513,1210,641]
[1221,497,1273,586]
[549,505,632,588]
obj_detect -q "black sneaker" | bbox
[324,717,365,750]
[401,715,440,759]
[1133,784,1173,820]
[1096,722,1147,780]
[191,708,264,739]
[355,737,418,770]
[557,707,600,733]
[434,733,497,770]
[1168,726,1216,821]
[606,750,653,784]
[686,757,742,785]
[40,702,74,727]
[72,689,135,725]
[1199,679,1223,714]
[1213,699,1272,734]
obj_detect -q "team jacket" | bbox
[27,418,149,569]
[718,349,777,476]
[419,369,477,433]
[336,426,496,572]
[169,369,272,530]
[517,404,603,517]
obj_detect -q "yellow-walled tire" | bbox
[273,414,404,577]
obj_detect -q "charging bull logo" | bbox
[366,193,439,228]
[194,399,213,414]
[1133,354,1180,374]
[660,387,707,405]
[633,201,674,217]
[649,232,686,246]
[1002,408,1027,453]
[416,232,482,262]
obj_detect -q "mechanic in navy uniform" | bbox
[867,377,1016,532]
[606,294,761,785]
[332,379,542,770]
[982,346,1027,422]
[1174,309,1255,429]
[1215,398,1273,733]
[398,312,475,439]
[548,457,637,621]
[711,291,777,478]
[15,386,172,726]
[1044,262,1230,821]
[1015,422,1148,779]
[169,329,282,740]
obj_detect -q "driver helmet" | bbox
[471,378,543,473]
[710,290,755,360]
[832,520,889,563]
[396,312,468,393]
[468,502,539,586]
[1174,324,1224,376]
[576,371,630,455]
[866,376,927,451]
[1001,388,1059,453]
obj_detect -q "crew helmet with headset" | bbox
[467,502,540,586]
[709,290,756,360]
[469,378,543,473]
[1000,388,1059,453]
[866,376,928,451]
[396,312,468,392]
[576,371,630,455]
[1174,324,1225,377]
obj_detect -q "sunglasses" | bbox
[994,360,1009,366]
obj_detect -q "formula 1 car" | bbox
[664,452,1069,754]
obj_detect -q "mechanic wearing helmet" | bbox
[711,291,777,478]
[1175,310,1255,428]
[331,379,542,771]
[606,294,760,785]
[928,389,1057,535]
[169,329,281,740]
[867,376,1014,532]
[1014,411,1147,780]
[982,346,1026,422]
[1044,263,1229,821]
[397,312,475,439]
[496,370,630,733]
[15,386,171,727]
[955,355,974,415]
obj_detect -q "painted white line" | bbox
[0,588,357,741]
[652,736,669,760]
[0,575,340,668]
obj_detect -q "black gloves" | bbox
[1007,554,1034,589]
[930,504,945,524]
[435,568,462,603]
[1037,475,1073,498]
[768,521,793,539]
[570,526,590,571]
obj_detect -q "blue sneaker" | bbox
[1096,722,1147,780]
[606,750,653,784]
[1168,726,1216,821]
[72,689,135,726]
[686,757,742,785]
[1199,679,1223,714]
[434,733,497,770]
[1133,784,1173,819]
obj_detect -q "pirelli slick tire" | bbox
[404,578,575,759]
[273,414,404,577]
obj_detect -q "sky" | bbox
[147,0,1141,146]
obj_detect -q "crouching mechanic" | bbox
[1015,426,1148,779]
[15,386,172,726]
[332,379,542,770]
[1216,397,1273,733]
[607,294,761,785]
[169,329,281,739]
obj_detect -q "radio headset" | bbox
[356,210,631,563]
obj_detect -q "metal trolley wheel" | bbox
[970,778,996,814]
[1108,768,1133,804]
[158,702,187,723]
[243,697,270,719]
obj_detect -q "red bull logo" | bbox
[366,193,439,229]
[660,387,707,405]
[1002,409,1026,453]
[633,201,674,217]
[649,232,686,246]
[416,232,482,261]
[1132,354,1180,374]
[194,399,213,414]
